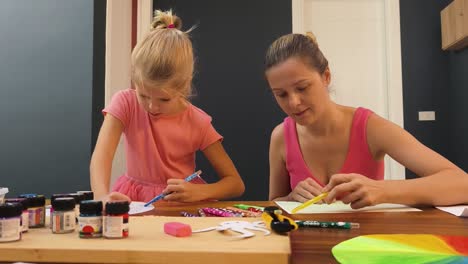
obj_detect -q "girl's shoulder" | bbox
[188,104,213,124]
[110,88,138,106]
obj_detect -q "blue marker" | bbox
[143,170,202,207]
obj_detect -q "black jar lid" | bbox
[77,191,94,201]
[4,198,29,210]
[18,194,45,207]
[0,202,23,217]
[51,193,72,202]
[80,200,103,215]
[105,200,130,215]
[52,197,76,211]
[68,193,85,205]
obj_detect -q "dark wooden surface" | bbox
[143,201,468,264]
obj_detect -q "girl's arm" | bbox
[90,114,125,200]
[164,140,244,202]
[268,124,292,201]
[199,140,245,200]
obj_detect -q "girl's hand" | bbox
[163,179,203,202]
[322,173,386,209]
[101,192,131,205]
[288,178,324,203]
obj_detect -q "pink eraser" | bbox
[164,222,192,237]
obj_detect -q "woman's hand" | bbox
[322,173,386,209]
[288,178,324,203]
[163,179,204,202]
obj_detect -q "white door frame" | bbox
[105,0,153,187]
[292,0,405,180]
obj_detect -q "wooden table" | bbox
[1,201,467,263]
[148,201,468,264]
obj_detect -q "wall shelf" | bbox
[441,0,468,50]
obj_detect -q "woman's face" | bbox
[135,83,186,117]
[266,57,331,126]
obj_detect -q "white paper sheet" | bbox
[436,205,468,217]
[129,201,154,215]
[275,201,421,214]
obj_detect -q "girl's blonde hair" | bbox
[265,32,328,74]
[131,10,194,98]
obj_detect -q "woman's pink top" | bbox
[284,107,384,190]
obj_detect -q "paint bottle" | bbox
[19,194,45,228]
[5,198,29,233]
[66,193,83,224]
[51,197,76,234]
[50,193,73,228]
[77,191,94,201]
[103,200,129,239]
[78,200,103,238]
[0,202,22,242]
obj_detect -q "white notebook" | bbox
[436,205,468,217]
[275,201,421,214]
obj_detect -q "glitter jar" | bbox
[103,200,130,239]
[51,197,76,234]
[78,200,103,238]
[4,198,29,233]
[0,202,22,242]
[19,194,45,228]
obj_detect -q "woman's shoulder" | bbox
[271,122,285,139]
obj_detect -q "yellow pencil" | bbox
[291,192,329,213]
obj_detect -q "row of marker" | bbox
[180,204,264,218]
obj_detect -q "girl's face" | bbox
[135,83,186,117]
[265,57,331,126]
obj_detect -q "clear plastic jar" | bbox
[78,200,103,238]
[51,197,76,234]
[0,202,22,242]
[104,200,130,239]
[19,194,45,228]
[5,198,29,233]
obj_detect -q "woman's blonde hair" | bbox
[265,32,328,74]
[131,10,194,98]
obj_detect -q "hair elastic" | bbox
[168,24,175,29]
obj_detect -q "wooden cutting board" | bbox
[0,216,290,264]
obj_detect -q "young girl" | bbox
[265,32,468,209]
[90,10,245,203]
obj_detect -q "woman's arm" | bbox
[269,124,292,201]
[324,114,467,207]
[268,124,323,202]
[90,114,125,200]
[367,114,467,206]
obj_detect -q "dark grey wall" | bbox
[0,0,95,197]
[400,0,467,178]
[153,0,291,200]
[447,48,468,170]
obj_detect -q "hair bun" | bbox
[151,9,182,30]
[305,32,318,47]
